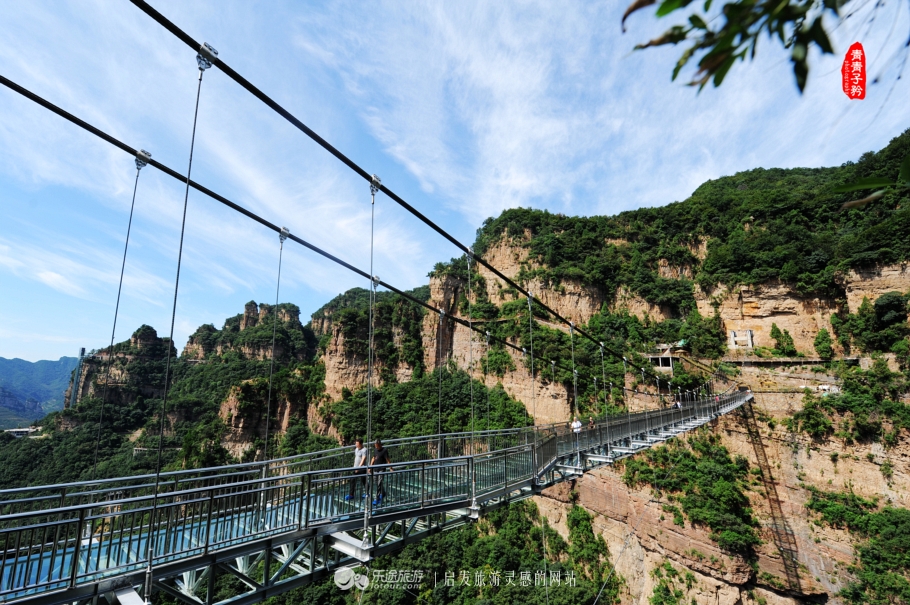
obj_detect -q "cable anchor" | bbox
[370,174,382,197]
[279,226,290,244]
[197,42,218,71]
[135,149,151,170]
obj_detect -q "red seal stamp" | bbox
[842,42,866,100]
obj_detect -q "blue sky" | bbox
[1,0,908,362]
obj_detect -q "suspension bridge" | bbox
[2,2,757,604]
[0,390,750,605]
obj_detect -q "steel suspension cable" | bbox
[570,323,578,417]
[527,292,537,426]
[438,310,445,439]
[527,291,547,605]
[468,256,475,448]
[485,331,490,428]
[362,177,380,545]
[91,150,150,480]
[126,0,673,386]
[0,73,705,421]
[0,80,731,463]
[145,44,215,604]
[262,227,289,463]
[367,176,380,445]
[624,357,632,440]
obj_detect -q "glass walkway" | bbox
[0,390,751,605]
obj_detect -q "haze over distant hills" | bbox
[0,357,77,428]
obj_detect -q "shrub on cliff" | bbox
[327,366,531,440]
[770,323,798,357]
[814,328,834,359]
[808,488,910,605]
[622,432,759,553]
[788,360,910,443]
[832,292,910,354]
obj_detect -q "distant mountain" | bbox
[0,386,44,429]
[0,357,78,427]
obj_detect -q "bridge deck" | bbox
[0,392,750,605]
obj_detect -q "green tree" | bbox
[621,0,840,91]
[808,488,910,604]
[814,328,834,359]
[770,323,797,357]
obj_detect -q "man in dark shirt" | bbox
[369,439,393,505]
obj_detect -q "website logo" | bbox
[334,567,370,591]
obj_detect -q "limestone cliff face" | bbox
[183,302,306,361]
[535,362,910,605]
[218,369,340,459]
[691,264,910,354]
[477,250,868,359]
[842,264,910,314]
[611,286,674,323]
[218,384,287,459]
[476,231,910,356]
[695,282,841,354]
[418,272,572,424]
[476,235,606,326]
[320,324,413,402]
[65,327,170,407]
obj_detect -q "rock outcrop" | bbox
[183,302,308,361]
[532,360,910,604]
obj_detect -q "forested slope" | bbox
[2,129,909,604]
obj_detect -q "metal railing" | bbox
[0,390,750,602]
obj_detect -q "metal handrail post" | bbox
[204,488,214,554]
[69,507,88,588]
[300,474,311,530]
[362,469,373,548]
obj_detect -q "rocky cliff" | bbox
[183,301,311,361]
[309,229,909,604]
[65,325,172,408]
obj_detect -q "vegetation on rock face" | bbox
[428,255,726,417]
[814,328,834,359]
[472,129,910,306]
[831,292,910,355]
[327,365,532,440]
[648,561,697,605]
[787,359,910,445]
[244,500,622,605]
[186,302,316,361]
[769,323,798,357]
[807,488,910,605]
[622,432,759,553]
[312,287,430,381]
[0,304,329,488]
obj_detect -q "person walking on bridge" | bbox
[571,416,582,458]
[370,439,393,506]
[345,438,367,502]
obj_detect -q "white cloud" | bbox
[35,270,83,295]
[0,0,908,361]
